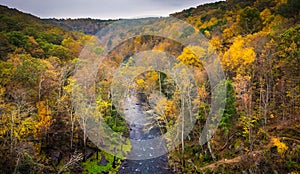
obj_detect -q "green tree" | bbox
[278,0,300,18]
[219,80,238,134]
[238,6,263,34]
[40,32,63,45]
[6,31,31,50]
[0,33,12,60]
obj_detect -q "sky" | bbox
[0,0,222,19]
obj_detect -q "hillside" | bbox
[0,5,104,173]
[44,18,116,35]
[168,0,300,173]
[0,0,300,173]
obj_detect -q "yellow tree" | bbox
[178,46,204,69]
[62,37,81,59]
[34,101,52,144]
[222,35,256,76]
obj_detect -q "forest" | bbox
[0,0,299,173]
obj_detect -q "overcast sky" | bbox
[0,0,222,19]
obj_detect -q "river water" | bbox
[117,93,173,174]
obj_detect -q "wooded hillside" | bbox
[0,0,299,173]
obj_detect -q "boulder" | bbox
[98,154,108,166]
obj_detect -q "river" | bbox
[117,92,173,174]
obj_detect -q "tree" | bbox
[234,75,258,151]
[62,37,81,59]
[178,46,204,68]
[48,45,70,60]
[222,35,256,76]
[34,101,52,147]
[39,32,63,45]
[6,31,31,50]
[255,39,277,128]
[277,0,300,18]
[0,33,12,60]
[219,80,238,134]
[254,0,276,11]
[277,25,300,117]
[238,6,263,34]
[62,78,76,150]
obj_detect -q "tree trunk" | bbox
[159,72,162,95]
[83,139,86,162]
[207,132,216,161]
[96,148,99,160]
[112,155,116,168]
[70,108,74,150]
[10,111,15,172]
[181,100,185,168]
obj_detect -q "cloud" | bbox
[0,0,221,19]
